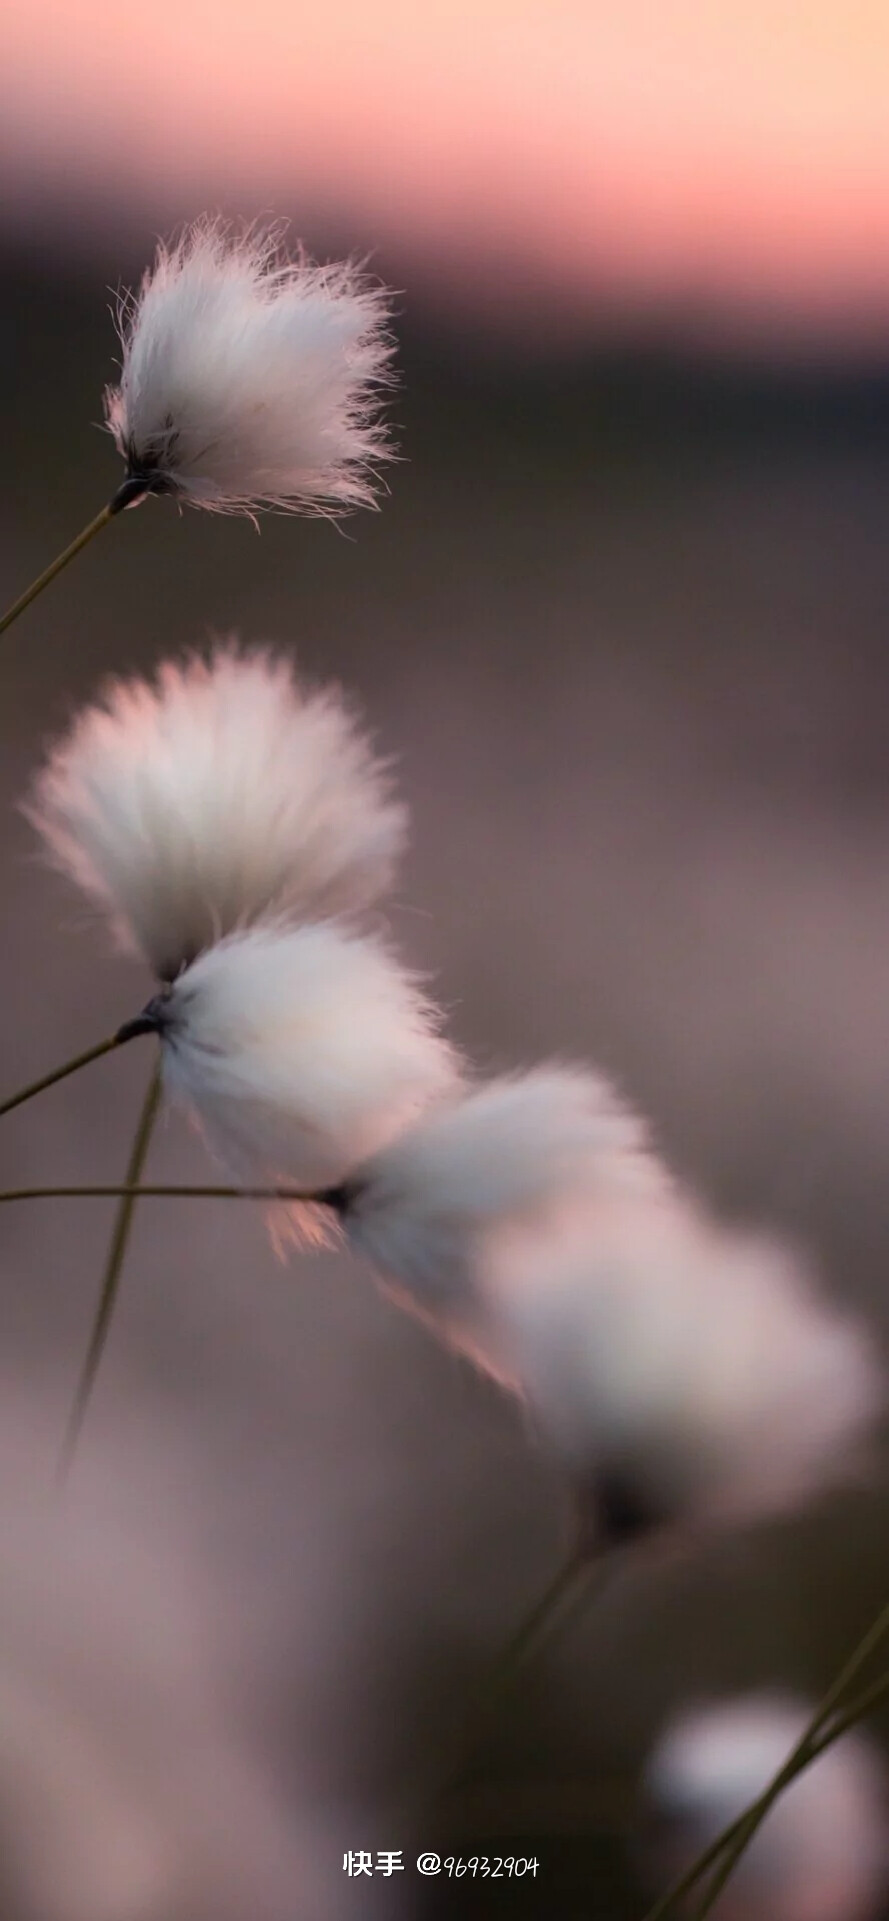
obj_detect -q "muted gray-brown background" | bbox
[0,231,888,1916]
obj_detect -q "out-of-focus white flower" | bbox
[343,1068,666,1305]
[27,646,406,981]
[337,1071,882,1532]
[644,1694,889,1921]
[0,1667,170,1921]
[0,1666,339,1921]
[104,219,395,516]
[141,922,458,1194]
[0,1393,367,1921]
[477,1198,884,1531]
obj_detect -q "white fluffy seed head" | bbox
[104,218,396,515]
[477,1197,885,1530]
[156,922,460,1195]
[26,645,406,981]
[339,1067,882,1530]
[343,1068,667,1307]
[645,1695,889,1921]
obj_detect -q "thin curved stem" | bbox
[0,500,120,638]
[466,1548,593,1733]
[806,1665,889,1758]
[0,1182,330,1204]
[429,1545,614,1822]
[643,1594,889,1921]
[0,1034,128,1119]
[782,1595,889,1745]
[689,1597,889,1920]
[642,1801,754,1921]
[686,1667,889,1918]
[58,1060,162,1477]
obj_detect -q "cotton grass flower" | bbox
[341,1067,667,1305]
[476,1198,884,1534]
[27,645,406,981]
[104,218,396,516]
[644,1694,889,1921]
[132,922,459,1194]
[0,219,397,641]
[335,1071,883,1534]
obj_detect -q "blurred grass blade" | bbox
[58,1058,162,1476]
[0,500,116,638]
[0,1034,127,1118]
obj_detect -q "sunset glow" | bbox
[3,1,889,337]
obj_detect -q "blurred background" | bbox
[0,2,888,1915]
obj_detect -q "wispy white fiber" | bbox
[477,1197,884,1529]
[27,645,406,980]
[155,923,459,1193]
[339,1070,882,1529]
[645,1695,889,1920]
[104,218,396,515]
[344,1067,666,1305]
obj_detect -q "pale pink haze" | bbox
[4,2,889,336]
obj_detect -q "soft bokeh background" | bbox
[0,3,888,1916]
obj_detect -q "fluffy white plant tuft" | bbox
[344,1067,667,1305]
[104,218,396,515]
[644,1694,889,1921]
[27,645,406,980]
[339,1069,882,1529]
[476,1196,884,1530]
[152,922,459,1194]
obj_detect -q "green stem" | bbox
[436,1546,611,1809]
[684,1668,889,1919]
[691,1596,889,1921]
[806,1665,889,1758]
[775,1594,889,1749]
[644,1594,889,1921]
[58,1060,163,1476]
[0,1034,129,1119]
[0,499,122,638]
[470,1548,593,1717]
[642,1804,756,1921]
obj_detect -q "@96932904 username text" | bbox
[344,1852,539,1879]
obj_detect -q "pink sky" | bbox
[3,1,889,340]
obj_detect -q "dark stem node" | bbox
[314,1182,354,1216]
[115,994,171,1045]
